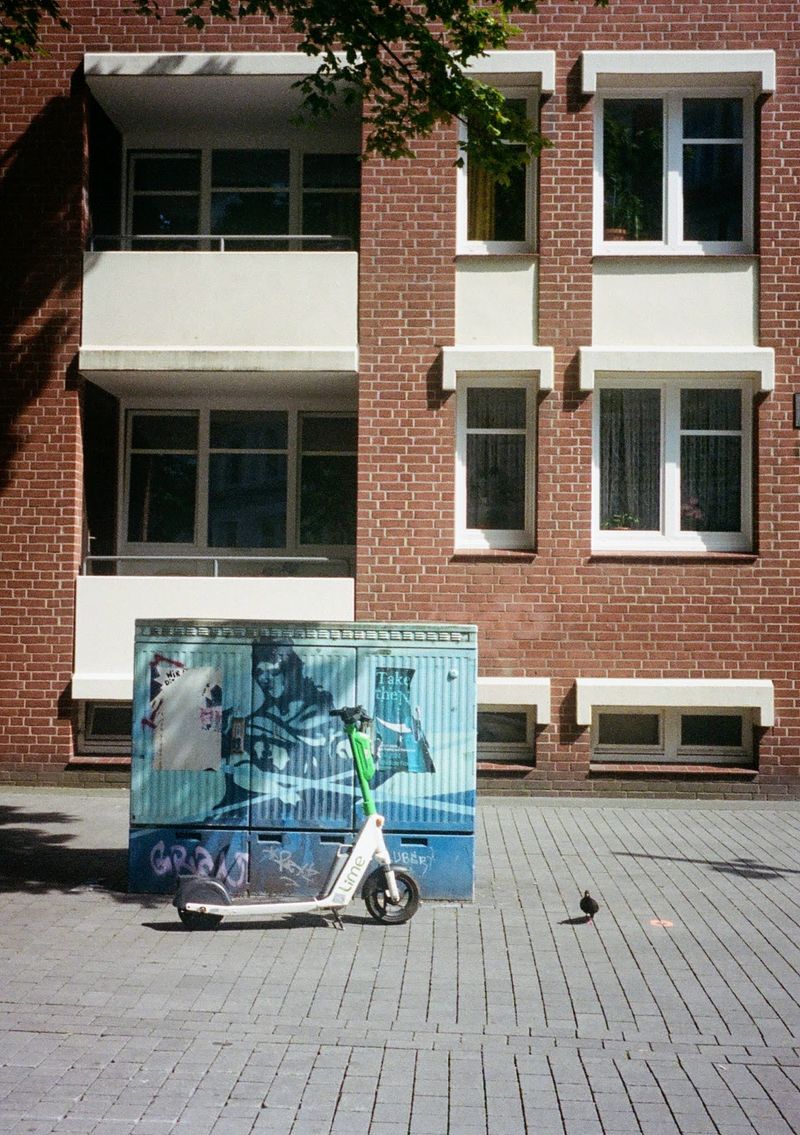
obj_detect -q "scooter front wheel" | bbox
[177,907,223,931]
[362,868,420,924]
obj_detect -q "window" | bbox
[477,710,534,767]
[593,379,752,552]
[126,148,360,249]
[595,91,753,253]
[592,707,753,766]
[456,378,536,550]
[122,408,356,569]
[78,701,133,755]
[459,91,536,254]
[128,151,201,249]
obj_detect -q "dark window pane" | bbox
[210,192,290,235]
[599,389,661,530]
[467,388,526,430]
[211,149,289,188]
[598,713,660,746]
[302,192,360,246]
[303,153,360,189]
[300,455,357,545]
[477,711,527,744]
[681,389,741,431]
[208,454,287,547]
[88,703,133,738]
[131,414,197,450]
[132,153,200,191]
[603,99,663,241]
[467,434,525,529]
[301,416,357,452]
[210,411,287,450]
[681,436,741,531]
[131,195,200,235]
[681,714,742,747]
[128,454,197,542]
[683,143,743,241]
[683,98,743,139]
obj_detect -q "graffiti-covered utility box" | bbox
[129,620,477,900]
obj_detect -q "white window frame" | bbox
[591,376,753,553]
[593,86,754,255]
[118,402,357,566]
[455,375,536,551]
[457,87,538,255]
[592,706,754,765]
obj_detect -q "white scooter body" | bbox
[174,705,421,930]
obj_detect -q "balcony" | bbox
[72,560,355,701]
[80,248,359,394]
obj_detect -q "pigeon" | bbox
[579,891,600,922]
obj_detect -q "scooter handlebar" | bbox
[330,705,372,727]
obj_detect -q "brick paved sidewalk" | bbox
[0,789,797,1134]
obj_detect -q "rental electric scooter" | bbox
[173,706,420,930]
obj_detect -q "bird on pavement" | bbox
[579,891,600,923]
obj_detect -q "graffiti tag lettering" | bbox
[149,840,248,889]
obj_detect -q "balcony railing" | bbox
[83,555,353,578]
[88,233,355,252]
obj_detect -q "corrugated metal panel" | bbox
[383,833,475,900]
[128,826,250,895]
[131,639,252,827]
[248,644,357,830]
[358,647,477,833]
[248,831,351,898]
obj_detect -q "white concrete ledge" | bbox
[464,51,556,94]
[442,346,554,392]
[79,347,359,374]
[578,346,774,392]
[478,677,551,725]
[85,51,349,77]
[582,50,776,94]
[576,678,775,727]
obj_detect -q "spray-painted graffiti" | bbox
[261,845,320,885]
[149,840,248,890]
[389,847,432,876]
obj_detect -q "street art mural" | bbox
[130,622,477,896]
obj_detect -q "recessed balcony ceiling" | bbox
[84,52,362,134]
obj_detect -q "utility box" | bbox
[129,620,477,899]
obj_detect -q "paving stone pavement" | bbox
[0,789,798,1134]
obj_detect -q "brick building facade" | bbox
[0,2,798,796]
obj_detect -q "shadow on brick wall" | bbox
[0,91,83,492]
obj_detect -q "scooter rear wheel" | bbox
[177,908,223,931]
[362,868,420,924]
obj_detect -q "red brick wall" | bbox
[0,4,304,779]
[355,1,800,798]
[0,2,798,795]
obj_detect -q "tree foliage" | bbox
[2,0,607,177]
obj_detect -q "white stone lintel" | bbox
[582,50,776,94]
[479,677,551,725]
[442,346,554,392]
[464,51,556,94]
[575,678,775,727]
[578,346,774,392]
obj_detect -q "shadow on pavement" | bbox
[614,850,798,880]
[0,802,136,898]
